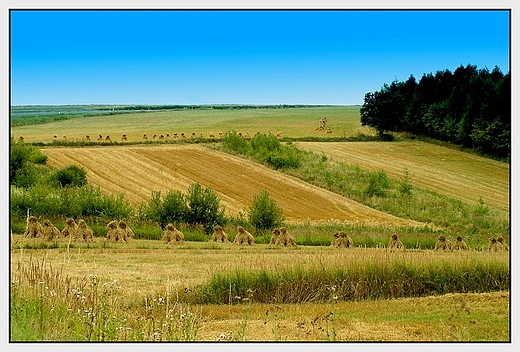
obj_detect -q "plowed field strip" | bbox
[42,145,423,227]
[297,141,509,212]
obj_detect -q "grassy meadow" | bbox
[11,106,370,143]
[9,105,511,342]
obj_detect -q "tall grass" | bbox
[10,246,509,341]
[192,251,509,305]
[10,258,202,341]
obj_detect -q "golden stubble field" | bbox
[42,144,424,227]
[296,141,509,213]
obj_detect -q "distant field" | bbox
[297,141,510,212]
[11,106,371,143]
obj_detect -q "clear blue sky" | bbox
[10,9,510,106]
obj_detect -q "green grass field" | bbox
[11,106,371,143]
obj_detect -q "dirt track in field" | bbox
[296,141,510,212]
[42,144,424,226]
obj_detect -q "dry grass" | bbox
[210,225,229,243]
[387,234,405,251]
[274,227,297,247]
[75,219,95,243]
[42,220,61,241]
[194,291,509,341]
[106,220,127,242]
[10,106,367,143]
[331,231,354,248]
[10,234,509,297]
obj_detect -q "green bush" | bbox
[10,185,133,220]
[250,134,302,169]
[51,165,87,188]
[141,184,226,232]
[364,169,391,197]
[141,190,187,229]
[10,138,48,187]
[222,130,250,154]
[264,147,302,169]
[399,168,413,196]
[247,189,285,233]
[186,183,226,233]
[221,132,302,170]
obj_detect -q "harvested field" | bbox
[42,144,424,227]
[297,141,509,212]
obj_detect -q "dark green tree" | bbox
[360,64,510,159]
[360,82,404,137]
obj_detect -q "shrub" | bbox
[399,168,413,196]
[141,184,226,232]
[10,138,48,187]
[185,182,226,232]
[247,189,285,233]
[473,197,490,216]
[51,165,87,188]
[162,190,189,225]
[251,134,302,169]
[222,130,250,154]
[221,132,302,170]
[364,169,390,197]
[12,164,41,189]
[10,184,132,221]
[144,190,188,229]
[264,147,302,169]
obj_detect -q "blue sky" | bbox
[10,9,510,106]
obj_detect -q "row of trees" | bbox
[360,64,510,159]
[113,104,326,111]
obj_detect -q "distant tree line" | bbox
[113,104,332,111]
[360,64,510,159]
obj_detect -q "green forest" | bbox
[360,64,510,159]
